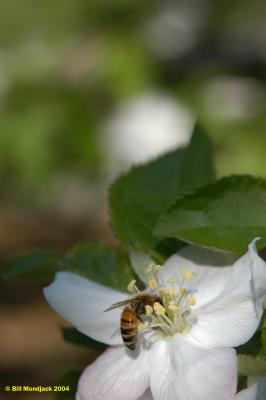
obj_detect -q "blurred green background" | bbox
[0,0,266,206]
[0,0,266,398]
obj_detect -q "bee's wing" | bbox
[104,298,134,312]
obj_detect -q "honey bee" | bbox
[105,293,161,350]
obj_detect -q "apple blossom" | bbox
[101,93,194,180]
[117,380,263,400]
[244,377,266,400]
[235,384,258,400]
[44,239,266,400]
[135,382,260,400]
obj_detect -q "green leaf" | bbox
[237,331,262,357]
[0,250,58,279]
[1,241,134,291]
[238,354,266,376]
[238,310,266,357]
[237,376,248,393]
[109,124,215,261]
[155,175,266,253]
[61,240,135,292]
[261,329,266,355]
[261,311,266,354]
[61,327,107,351]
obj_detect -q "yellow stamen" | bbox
[153,302,166,316]
[188,296,197,306]
[168,287,178,297]
[145,305,153,315]
[159,288,168,297]
[127,280,137,293]
[148,279,158,290]
[153,265,162,274]
[181,269,197,279]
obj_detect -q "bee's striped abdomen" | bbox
[120,306,138,350]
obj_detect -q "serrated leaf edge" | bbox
[238,354,266,376]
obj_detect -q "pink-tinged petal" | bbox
[77,346,150,400]
[149,336,237,400]
[235,383,258,400]
[186,240,266,348]
[44,272,127,345]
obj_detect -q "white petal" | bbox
[256,377,266,400]
[248,239,266,308]
[77,346,150,400]
[149,336,237,400]
[160,240,266,313]
[129,245,156,284]
[248,377,266,400]
[235,383,258,400]
[159,245,238,309]
[44,272,127,345]
[186,240,266,347]
[165,244,238,270]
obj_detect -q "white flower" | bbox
[234,377,266,400]
[139,379,265,400]
[44,239,266,400]
[101,93,194,180]
[235,384,258,400]
[242,377,266,400]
